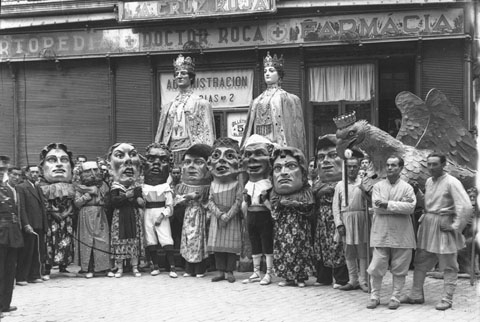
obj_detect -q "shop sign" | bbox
[118,0,276,21]
[0,9,464,60]
[227,111,248,143]
[159,69,253,108]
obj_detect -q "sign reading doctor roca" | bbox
[159,69,253,108]
[118,0,276,21]
[0,9,464,60]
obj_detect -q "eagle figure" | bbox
[335,89,477,189]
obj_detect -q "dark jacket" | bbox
[17,181,48,231]
[0,185,23,248]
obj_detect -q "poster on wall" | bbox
[227,112,248,143]
[159,69,253,108]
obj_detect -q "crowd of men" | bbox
[0,142,475,319]
[0,52,476,319]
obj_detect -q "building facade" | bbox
[0,0,476,164]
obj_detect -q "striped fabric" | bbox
[207,181,242,254]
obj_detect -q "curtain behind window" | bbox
[309,63,374,102]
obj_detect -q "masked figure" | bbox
[107,143,144,278]
[142,143,177,278]
[73,161,110,278]
[241,52,306,153]
[175,144,213,277]
[206,138,243,283]
[271,147,314,287]
[155,54,216,165]
[241,135,275,285]
[313,135,349,287]
[39,143,76,277]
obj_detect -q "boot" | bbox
[409,269,426,302]
[242,254,261,284]
[211,270,225,282]
[260,254,273,285]
[436,269,456,310]
[358,258,368,292]
[340,258,359,290]
[392,275,406,300]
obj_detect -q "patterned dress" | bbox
[271,187,314,281]
[177,183,210,263]
[313,181,345,268]
[41,182,76,267]
[109,183,143,260]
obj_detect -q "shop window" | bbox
[378,57,414,137]
[309,63,375,138]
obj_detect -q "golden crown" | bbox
[333,111,357,129]
[263,51,284,69]
[173,54,195,71]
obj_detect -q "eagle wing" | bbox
[395,89,477,169]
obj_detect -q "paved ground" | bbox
[2,267,479,322]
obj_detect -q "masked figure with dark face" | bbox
[175,144,212,277]
[142,143,177,278]
[270,147,314,288]
[312,135,349,288]
[107,143,144,278]
[241,135,275,286]
[39,143,76,277]
[206,138,243,283]
[73,161,110,278]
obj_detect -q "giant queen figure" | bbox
[155,54,216,165]
[241,52,306,153]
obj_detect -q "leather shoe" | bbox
[366,299,380,309]
[339,283,359,291]
[435,300,452,311]
[359,283,369,293]
[388,298,400,310]
[278,280,296,287]
[16,281,28,286]
[2,306,17,312]
[211,275,225,282]
[226,273,235,283]
[28,278,43,283]
[399,294,424,304]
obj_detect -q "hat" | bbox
[315,134,337,151]
[183,144,213,161]
[0,155,11,168]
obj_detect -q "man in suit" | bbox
[16,165,48,285]
[0,156,23,317]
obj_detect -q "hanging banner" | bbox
[0,8,464,60]
[159,69,253,108]
[118,0,276,21]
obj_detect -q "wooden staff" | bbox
[471,203,477,286]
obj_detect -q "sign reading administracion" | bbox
[118,0,276,21]
[0,9,464,60]
[159,69,254,108]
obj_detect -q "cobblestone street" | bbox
[2,266,479,322]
